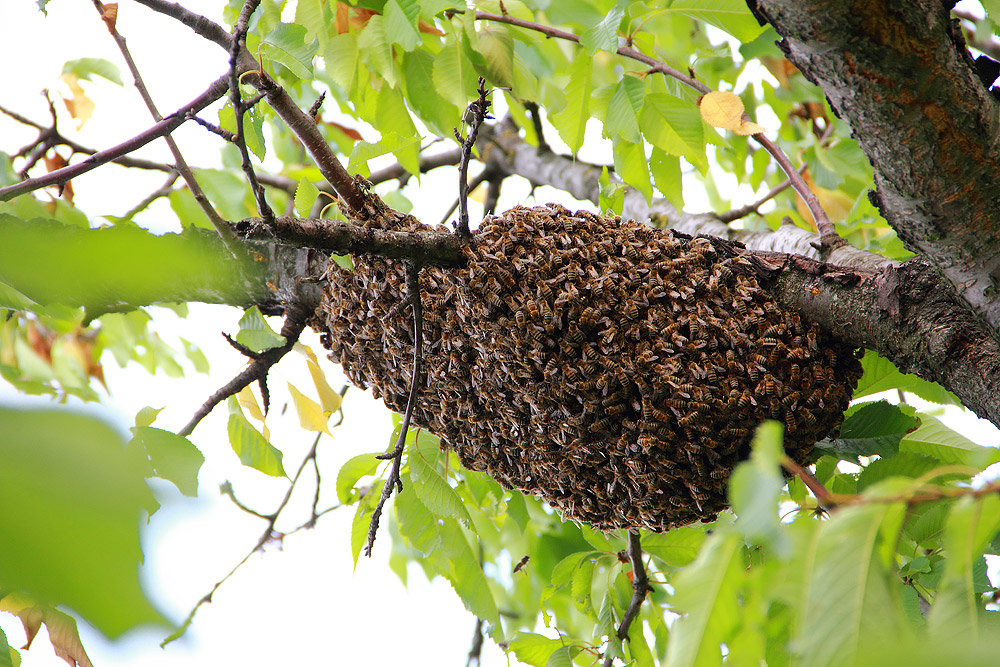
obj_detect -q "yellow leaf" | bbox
[297,343,342,413]
[699,91,764,135]
[287,382,331,434]
[237,385,265,422]
[469,182,487,204]
[307,359,342,413]
[60,74,94,128]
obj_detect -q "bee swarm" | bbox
[315,204,862,532]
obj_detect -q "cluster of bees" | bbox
[316,204,862,531]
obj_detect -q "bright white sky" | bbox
[2,1,999,666]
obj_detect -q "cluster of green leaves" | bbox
[332,379,1000,665]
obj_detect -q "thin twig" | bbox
[178,302,310,437]
[164,426,344,647]
[230,0,275,224]
[716,164,806,223]
[119,171,179,221]
[780,456,833,507]
[483,171,503,216]
[466,618,485,667]
[603,530,649,667]
[753,133,839,250]
[189,114,236,142]
[89,0,238,253]
[0,75,229,200]
[523,101,550,153]
[365,262,423,556]
[454,78,493,238]
[438,169,492,227]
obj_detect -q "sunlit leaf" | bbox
[336,453,381,504]
[287,382,331,433]
[549,56,593,153]
[235,306,285,353]
[699,91,764,135]
[226,397,285,477]
[61,57,122,85]
[814,400,920,462]
[129,426,204,497]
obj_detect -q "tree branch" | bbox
[604,531,649,667]
[0,75,229,202]
[752,0,1000,330]
[236,215,466,267]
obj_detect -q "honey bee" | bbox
[765,376,776,395]
[526,301,540,320]
[789,363,801,383]
[733,298,748,316]
[806,331,819,352]
[581,307,599,328]
[785,412,797,431]
[514,310,526,328]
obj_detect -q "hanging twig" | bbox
[523,101,550,153]
[603,530,650,667]
[365,262,424,556]
[454,78,493,238]
[466,618,485,667]
[119,171,180,221]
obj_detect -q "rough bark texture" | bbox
[751,0,1000,330]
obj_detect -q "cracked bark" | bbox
[750,0,1000,331]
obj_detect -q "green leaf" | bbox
[347,133,422,177]
[336,453,382,504]
[0,406,164,637]
[474,24,514,88]
[730,421,788,552]
[433,33,478,108]
[642,526,705,567]
[403,50,461,137]
[854,351,960,405]
[359,15,397,87]
[505,490,529,532]
[0,626,12,667]
[900,414,1000,468]
[642,93,707,172]
[294,177,320,217]
[235,305,285,352]
[612,138,652,204]
[667,0,766,43]
[61,57,122,85]
[814,400,920,462]
[134,406,163,428]
[384,0,421,51]
[546,646,575,667]
[129,426,205,497]
[226,397,285,477]
[0,215,261,312]
[408,431,470,521]
[262,23,317,79]
[650,148,683,211]
[324,32,358,89]
[510,632,563,667]
[351,493,375,567]
[438,520,500,628]
[795,503,907,666]
[666,532,744,666]
[294,0,325,44]
[570,556,596,611]
[929,495,1000,639]
[604,76,644,143]
[549,56,593,153]
[857,452,942,491]
[580,7,624,54]
[219,104,266,161]
[167,188,213,230]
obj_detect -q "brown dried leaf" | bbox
[101,3,118,31]
[0,594,93,667]
[60,74,95,128]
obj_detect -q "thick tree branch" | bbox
[751,0,1000,330]
[236,215,466,267]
